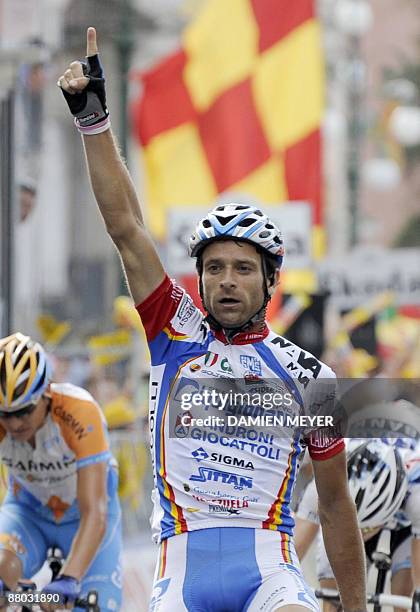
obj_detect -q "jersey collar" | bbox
[212,324,269,345]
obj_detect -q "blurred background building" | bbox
[1,0,420,606]
[1,0,419,346]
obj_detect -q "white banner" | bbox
[166,202,312,275]
[318,248,420,308]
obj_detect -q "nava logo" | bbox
[191,447,209,462]
[150,578,171,611]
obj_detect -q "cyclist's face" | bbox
[201,240,266,328]
[0,396,49,444]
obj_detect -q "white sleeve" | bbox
[295,478,320,525]
[404,484,420,537]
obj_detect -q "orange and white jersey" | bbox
[0,383,117,522]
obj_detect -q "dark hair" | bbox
[262,253,278,287]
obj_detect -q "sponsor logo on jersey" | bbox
[0,457,76,472]
[176,296,196,327]
[173,376,200,402]
[240,355,262,375]
[191,447,254,470]
[208,504,240,515]
[192,494,252,508]
[186,483,259,500]
[190,427,282,461]
[244,373,263,384]
[53,405,89,440]
[204,351,218,366]
[150,578,171,612]
[174,412,190,437]
[191,447,209,461]
[270,337,322,388]
[260,586,287,610]
[190,363,201,372]
[189,466,253,490]
[220,358,233,373]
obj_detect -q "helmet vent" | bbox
[32,370,46,395]
[237,218,255,227]
[354,488,364,510]
[259,231,270,238]
[13,379,28,402]
[202,220,211,228]
[216,215,236,226]
[0,360,6,395]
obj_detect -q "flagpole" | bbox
[116,0,135,162]
[0,54,17,336]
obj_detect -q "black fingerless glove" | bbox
[61,54,110,134]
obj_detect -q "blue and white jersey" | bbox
[136,276,343,543]
[297,436,420,536]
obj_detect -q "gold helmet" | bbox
[0,333,51,412]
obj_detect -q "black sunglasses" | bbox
[0,402,38,419]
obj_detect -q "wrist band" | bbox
[75,115,111,135]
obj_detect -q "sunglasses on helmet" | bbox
[0,401,38,419]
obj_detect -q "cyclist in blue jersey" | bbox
[58,27,367,612]
[0,333,122,611]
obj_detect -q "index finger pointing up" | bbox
[86,27,98,57]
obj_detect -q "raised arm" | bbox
[57,27,165,304]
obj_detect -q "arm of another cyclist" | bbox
[58,27,165,305]
[60,462,108,580]
[294,477,320,561]
[313,449,367,611]
[403,475,420,588]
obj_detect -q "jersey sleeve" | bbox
[51,392,111,469]
[135,275,206,364]
[305,432,345,461]
[295,478,320,524]
[300,364,345,460]
[405,457,420,537]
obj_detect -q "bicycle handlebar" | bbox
[315,588,413,611]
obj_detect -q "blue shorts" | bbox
[0,496,122,612]
[150,528,319,612]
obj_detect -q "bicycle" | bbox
[315,529,420,612]
[2,547,99,612]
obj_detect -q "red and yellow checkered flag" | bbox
[133,0,325,247]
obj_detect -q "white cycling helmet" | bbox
[347,440,408,529]
[188,204,284,267]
